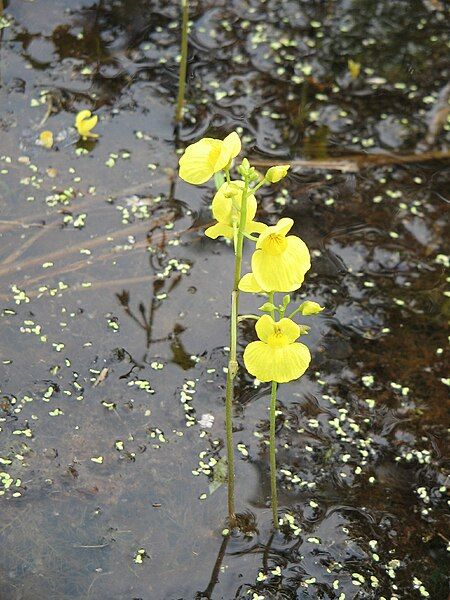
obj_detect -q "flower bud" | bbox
[259,302,277,313]
[237,158,258,181]
[264,164,290,183]
[282,294,291,307]
[299,301,324,316]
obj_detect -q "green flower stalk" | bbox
[223,171,250,525]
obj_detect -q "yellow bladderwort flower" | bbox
[239,217,310,293]
[243,314,311,383]
[205,180,266,240]
[75,110,99,140]
[179,132,241,185]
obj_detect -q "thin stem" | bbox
[242,232,258,242]
[175,0,189,123]
[237,314,259,322]
[233,178,249,286]
[268,291,275,318]
[225,168,231,185]
[251,179,267,195]
[224,175,250,527]
[269,380,279,528]
[287,306,302,319]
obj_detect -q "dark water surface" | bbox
[0,1,449,598]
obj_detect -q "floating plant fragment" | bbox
[38,130,53,149]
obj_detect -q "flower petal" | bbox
[179,138,221,184]
[204,222,234,239]
[243,341,276,382]
[252,234,311,292]
[244,342,311,383]
[238,272,263,293]
[278,318,300,343]
[272,343,311,383]
[255,314,275,343]
[274,217,294,237]
[244,340,310,383]
[214,132,242,171]
[77,114,98,138]
[256,217,293,249]
[248,221,267,234]
[223,131,241,158]
[211,181,258,234]
[243,192,257,222]
[75,110,92,127]
[211,183,233,222]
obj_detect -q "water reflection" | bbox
[0,0,449,598]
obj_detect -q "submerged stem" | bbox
[269,380,279,528]
[175,0,189,122]
[224,176,250,527]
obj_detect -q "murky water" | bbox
[0,1,449,598]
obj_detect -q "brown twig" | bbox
[251,150,450,172]
[0,174,170,233]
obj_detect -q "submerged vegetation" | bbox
[0,0,449,598]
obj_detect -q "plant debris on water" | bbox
[0,0,449,599]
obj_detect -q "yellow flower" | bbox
[243,315,311,383]
[179,132,241,185]
[264,164,290,183]
[348,59,361,79]
[39,130,53,149]
[205,180,266,240]
[240,218,310,292]
[75,110,99,139]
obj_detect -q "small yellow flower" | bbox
[75,110,99,139]
[39,130,54,149]
[244,315,311,383]
[240,218,310,292]
[179,132,241,185]
[265,164,290,183]
[205,180,266,240]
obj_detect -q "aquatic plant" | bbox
[178,132,322,527]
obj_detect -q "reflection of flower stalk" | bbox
[225,172,249,526]
[269,379,278,526]
[267,291,279,527]
[175,0,189,123]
